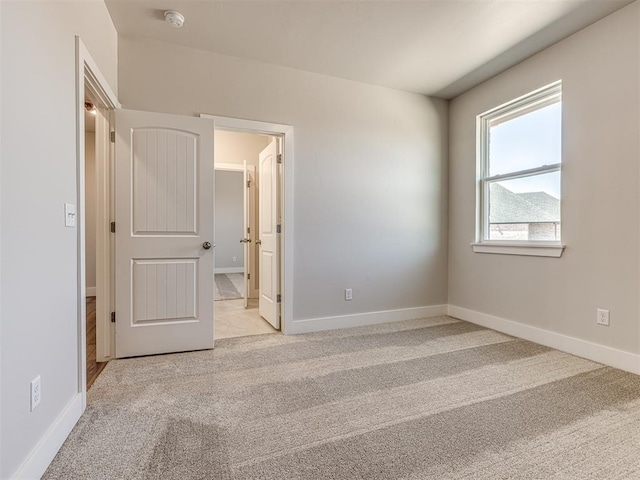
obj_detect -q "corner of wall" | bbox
[11,395,83,480]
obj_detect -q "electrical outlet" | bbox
[597,308,610,326]
[232,256,237,263]
[30,376,41,411]
[345,288,353,301]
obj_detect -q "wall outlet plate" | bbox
[30,375,41,411]
[345,288,353,301]
[597,308,610,326]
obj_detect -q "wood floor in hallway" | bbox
[86,297,107,389]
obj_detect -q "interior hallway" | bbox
[86,297,107,389]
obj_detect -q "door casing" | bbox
[76,37,120,408]
[204,115,294,334]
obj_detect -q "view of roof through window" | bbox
[487,100,562,241]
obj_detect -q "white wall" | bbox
[85,132,97,292]
[215,130,271,167]
[119,36,449,322]
[0,1,118,477]
[448,4,639,355]
[215,171,245,270]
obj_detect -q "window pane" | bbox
[489,102,561,177]
[487,171,560,241]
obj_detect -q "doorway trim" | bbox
[76,37,120,409]
[203,115,294,334]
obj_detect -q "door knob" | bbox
[256,239,262,246]
[202,241,212,250]
[239,238,252,243]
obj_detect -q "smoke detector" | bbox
[164,11,185,28]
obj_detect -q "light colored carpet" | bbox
[44,316,640,479]
[214,273,244,301]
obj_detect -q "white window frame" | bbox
[472,81,565,258]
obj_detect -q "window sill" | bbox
[471,242,565,258]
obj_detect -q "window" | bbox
[473,81,564,257]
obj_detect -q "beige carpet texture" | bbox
[44,316,640,479]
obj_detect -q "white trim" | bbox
[448,305,640,375]
[215,162,255,173]
[12,394,83,480]
[481,81,562,125]
[476,81,562,245]
[484,163,560,184]
[292,305,449,334]
[78,40,120,112]
[202,114,294,334]
[471,242,565,257]
[85,287,96,297]
[214,267,244,274]
[75,37,88,416]
[76,36,120,411]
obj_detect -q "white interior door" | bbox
[243,160,249,308]
[258,139,280,329]
[115,109,215,358]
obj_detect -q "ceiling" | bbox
[105,0,633,99]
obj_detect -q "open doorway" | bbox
[83,97,107,388]
[89,109,290,360]
[76,37,120,403]
[214,130,282,339]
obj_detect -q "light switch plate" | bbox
[64,203,76,227]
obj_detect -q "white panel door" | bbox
[115,109,215,358]
[258,140,280,329]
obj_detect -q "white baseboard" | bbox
[85,287,96,297]
[448,305,640,375]
[292,305,449,334]
[12,393,83,479]
[214,267,244,274]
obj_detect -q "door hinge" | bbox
[276,224,282,234]
[247,227,250,234]
[277,294,282,303]
[247,180,251,188]
[110,221,116,233]
[277,154,282,164]
[247,273,250,280]
[110,312,116,323]
[110,131,115,143]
